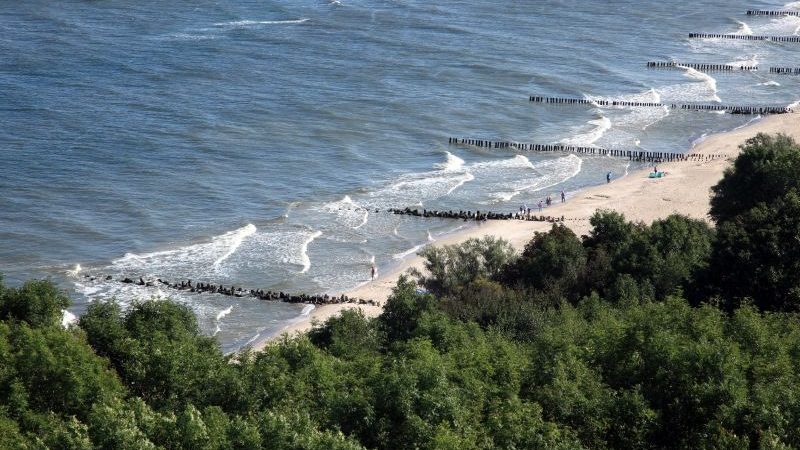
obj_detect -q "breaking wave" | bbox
[213,18,309,27]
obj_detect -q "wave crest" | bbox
[214,18,309,27]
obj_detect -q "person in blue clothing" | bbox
[606,172,612,183]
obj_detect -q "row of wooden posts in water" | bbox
[746,10,800,16]
[646,62,756,71]
[528,96,793,115]
[447,137,728,163]
[770,67,800,74]
[688,33,800,42]
[387,207,566,223]
[646,62,800,74]
[102,275,380,305]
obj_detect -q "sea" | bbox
[2,0,799,352]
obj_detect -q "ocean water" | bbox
[1,0,799,352]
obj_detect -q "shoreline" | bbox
[252,113,800,351]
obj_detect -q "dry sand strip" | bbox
[253,113,800,350]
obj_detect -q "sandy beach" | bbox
[254,113,800,350]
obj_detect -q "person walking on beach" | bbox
[606,172,612,183]
[538,200,543,212]
[561,190,565,203]
[371,265,376,281]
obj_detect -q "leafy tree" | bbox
[308,308,379,358]
[710,133,800,224]
[411,236,516,297]
[436,278,535,334]
[0,413,31,449]
[646,214,713,296]
[80,299,240,411]
[502,223,586,300]
[0,321,123,421]
[581,212,713,303]
[378,276,437,342]
[0,279,70,328]
[707,190,800,312]
[88,398,157,450]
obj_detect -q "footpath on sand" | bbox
[253,113,800,350]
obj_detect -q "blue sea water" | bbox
[1,0,799,352]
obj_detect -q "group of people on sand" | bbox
[521,190,567,216]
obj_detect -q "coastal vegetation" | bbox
[2,134,800,449]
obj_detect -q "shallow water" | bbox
[1,0,799,352]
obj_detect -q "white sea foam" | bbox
[212,306,232,336]
[214,18,309,27]
[757,80,781,87]
[393,243,427,260]
[483,154,583,203]
[392,230,435,260]
[112,223,257,277]
[67,264,82,277]
[587,88,669,134]
[752,16,800,35]
[471,154,536,170]
[658,72,720,104]
[489,191,518,202]
[300,304,315,316]
[560,115,612,146]
[224,227,327,275]
[242,330,265,348]
[733,115,764,131]
[283,202,298,218]
[216,305,233,321]
[786,1,800,9]
[679,66,721,102]
[734,20,754,36]
[167,33,217,41]
[213,224,256,267]
[369,152,474,206]
[435,151,466,171]
[518,154,583,194]
[438,152,474,195]
[74,281,102,296]
[727,54,759,67]
[323,195,369,229]
[299,231,322,273]
[61,310,77,328]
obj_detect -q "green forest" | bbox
[2,133,800,449]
